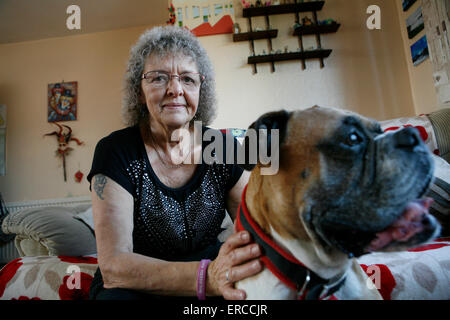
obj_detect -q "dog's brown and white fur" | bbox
[235,106,442,300]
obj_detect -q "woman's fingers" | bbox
[222,286,247,300]
[221,260,262,300]
[229,243,261,266]
[208,230,264,299]
[220,231,252,255]
[226,259,263,283]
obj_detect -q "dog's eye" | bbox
[345,132,362,146]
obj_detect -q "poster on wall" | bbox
[406,6,424,39]
[47,81,77,122]
[0,104,6,176]
[403,0,418,12]
[169,0,235,37]
[411,35,430,66]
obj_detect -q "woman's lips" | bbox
[163,104,186,110]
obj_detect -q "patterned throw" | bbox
[0,239,449,300]
[0,256,97,300]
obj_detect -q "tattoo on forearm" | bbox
[94,175,107,200]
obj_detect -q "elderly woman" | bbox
[87,26,262,300]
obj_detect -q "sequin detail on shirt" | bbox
[126,159,232,260]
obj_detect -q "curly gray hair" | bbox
[122,26,217,127]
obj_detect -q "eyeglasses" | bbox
[141,71,205,89]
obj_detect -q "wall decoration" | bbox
[410,35,430,66]
[44,123,84,182]
[0,104,5,129]
[48,81,78,122]
[402,0,418,12]
[406,6,424,39]
[74,170,84,183]
[169,0,235,37]
[0,105,6,176]
[422,0,450,107]
[167,3,176,25]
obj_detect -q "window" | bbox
[203,6,209,22]
[177,8,183,26]
[192,6,200,19]
[214,4,223,16]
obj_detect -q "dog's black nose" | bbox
[393,127,420,149]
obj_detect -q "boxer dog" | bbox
[235,106,441,299]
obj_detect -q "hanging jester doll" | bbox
[44,123,84,182]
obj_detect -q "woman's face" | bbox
[141,53,201,130]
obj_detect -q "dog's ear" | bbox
[238,110,291,171]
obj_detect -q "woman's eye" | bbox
[152,76,166,83]
[345,132,362,146]
[181,76,195,83]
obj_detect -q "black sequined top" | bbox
[87,126,243,261]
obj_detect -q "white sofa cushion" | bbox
[1,205,96,257]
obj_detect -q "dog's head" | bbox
[240,106,440,258]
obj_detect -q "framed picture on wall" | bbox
[411,35,429,66]
[403,0,418,12]
[406,6,424,39]
[47,81,78,122]
[169,0,235,37]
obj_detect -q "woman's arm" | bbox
[92,172,261,299]
[92,173,199,296]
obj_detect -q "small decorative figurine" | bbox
[241,0,250,8]
[233,23,241,34]
[302,17,313,25]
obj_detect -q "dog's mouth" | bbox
[312,173,439,257]
[364,197,435,252]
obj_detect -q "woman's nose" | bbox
[166,77,183,96]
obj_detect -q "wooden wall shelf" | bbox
[233,29,278,42]
[247,49,332,64]
[236,0,339,73]
[293,23,341,36]
[243,1,325,17]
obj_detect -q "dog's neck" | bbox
[245,175,351,280]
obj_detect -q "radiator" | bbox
[0,196,92,265]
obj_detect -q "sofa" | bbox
[0,110,449,300]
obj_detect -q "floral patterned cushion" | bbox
[0,256,97,300]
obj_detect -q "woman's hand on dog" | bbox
[206,231,262,300]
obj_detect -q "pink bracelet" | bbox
[197,259,211,300]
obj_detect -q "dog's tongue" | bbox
[366,198,433,252]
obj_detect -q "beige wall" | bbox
[0,0,426,202]
[394,0,438,114]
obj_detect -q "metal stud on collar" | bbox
[297,270,311,299]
